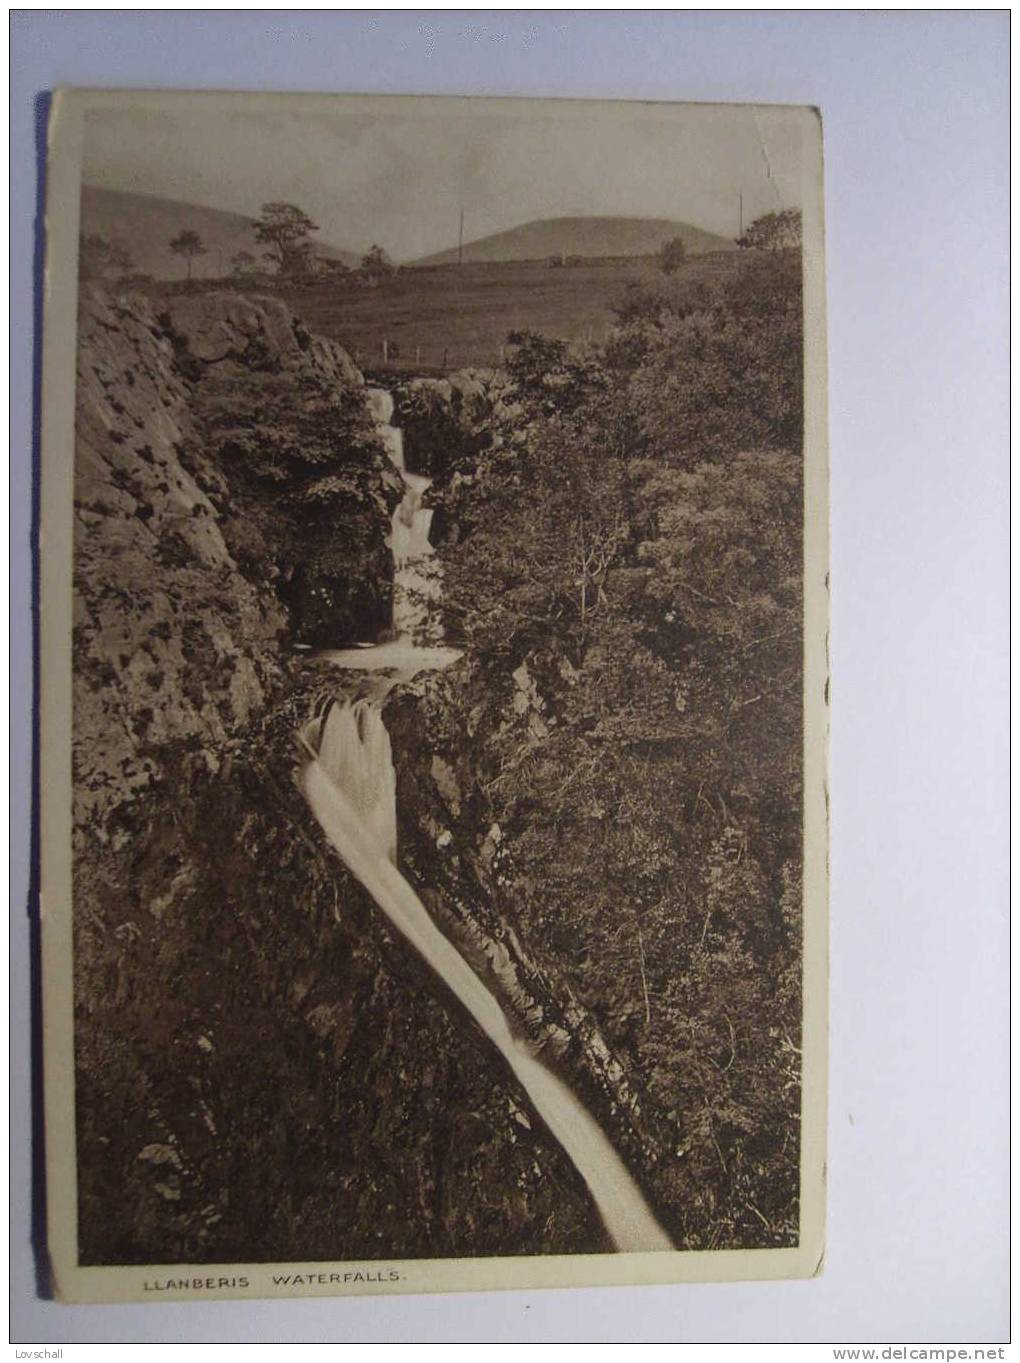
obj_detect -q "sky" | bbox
[82,95,806,261]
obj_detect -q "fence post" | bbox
[382,338,389,363]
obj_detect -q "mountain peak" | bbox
[413,215,734,266]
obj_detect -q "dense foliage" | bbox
[737,208,803,252]
[253,201,321,274]
[434,249,804,1247]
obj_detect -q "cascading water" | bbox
[311,698,398,864]
[298,388,671,1254]
[365,386,442,645]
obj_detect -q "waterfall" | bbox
[300,704,672,1254]
[365,386,441,643]
[299,388,672,1254]
[307,699,397,863]
[365,387,405,470]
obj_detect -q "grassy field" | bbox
[150,253,743,373]
[273,260,653,370]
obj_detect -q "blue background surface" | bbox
[11,10,1009,1343]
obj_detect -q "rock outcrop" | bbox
[72,286,400,842]
[392,372,494,480]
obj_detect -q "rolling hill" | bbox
[414,216,734,266]
[79,185,362,280]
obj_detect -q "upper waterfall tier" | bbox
[366,386,405,471]
[367,387,443,645]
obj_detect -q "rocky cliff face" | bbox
[73,287,285,840]
[70,289,606,1267]
[73,286,399,841]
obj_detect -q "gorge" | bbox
[299,389,671,1254]
[69,261,804,1267]
[70,286,673,1265]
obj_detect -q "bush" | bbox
[432,247,805,1247]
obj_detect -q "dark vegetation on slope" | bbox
[393,247,806,1248]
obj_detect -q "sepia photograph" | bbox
[40,88,827,1302]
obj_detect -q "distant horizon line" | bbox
[80,181,743,264]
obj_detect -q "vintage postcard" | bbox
[39,89,828,1302]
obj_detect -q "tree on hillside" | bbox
[657,236,687,274]
[254,202,320,275]
[169,229,208,281]
[737,208,802,251]
[360,244,396,284]
[79,233,133,282]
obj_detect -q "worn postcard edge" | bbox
[39,87,829,1304]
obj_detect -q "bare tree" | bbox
[571,511,627,636]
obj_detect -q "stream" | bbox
[298,386,671,1253]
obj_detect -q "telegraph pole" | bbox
[458,208,464,266]
[739,193,744,238]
